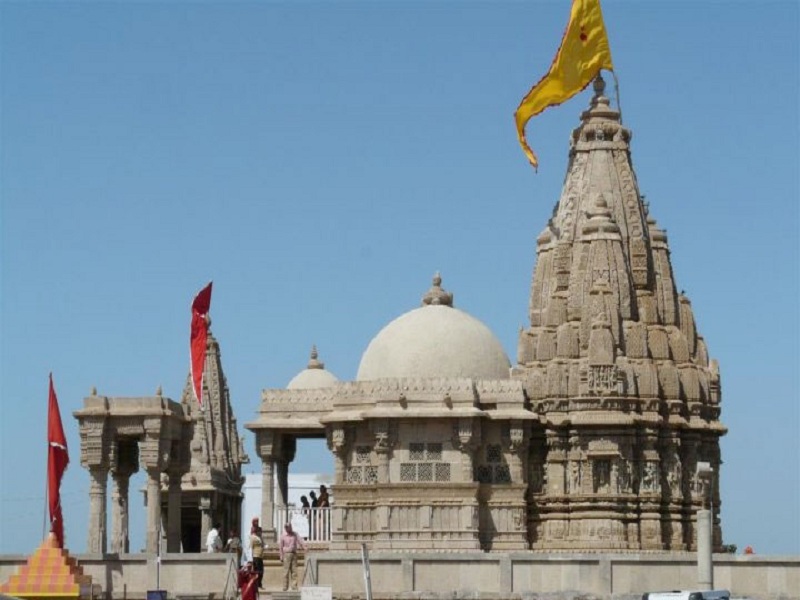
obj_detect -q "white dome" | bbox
[287,346,339,389]
[356,303,511,382]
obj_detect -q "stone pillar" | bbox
[507,421,528,482]
[145,468,162,553]
[329,425,348,484]
[455,418,478,481]
[697,508,713,590]
[200,495,212,546]
[255,430,281,541]
[88,467,108,553]
[545,432,567,495]
[373,419,392,483]
[166,471,182,552]
[261,460,276,541]
[110,471,129,553]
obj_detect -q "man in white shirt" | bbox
[206,522,223,553]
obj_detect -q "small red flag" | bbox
[190,282,213,406]
[47,374,69,547]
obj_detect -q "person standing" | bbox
[250,526,265,589]
[308,492,318,539]
[237,562,259,600]
[279,523,306,591]
[316,486,330,539]
[225,530,242,564]
[206,523,223,553]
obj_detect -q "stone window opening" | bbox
[476,444,512,484]
[346,444,377,484]
[400,442,450,482]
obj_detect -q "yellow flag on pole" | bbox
[515,0,614,170]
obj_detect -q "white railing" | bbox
[275,506,331,543]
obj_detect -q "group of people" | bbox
[202,485,332,593]
[205,522,242,558]
[253,517,306,592]
[206,516,308,593]
[299,484,330,510]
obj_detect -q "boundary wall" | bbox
[1,552,797,600]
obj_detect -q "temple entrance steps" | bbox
[269,592,301,600]
[260,551,307,592]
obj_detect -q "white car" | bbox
[642,591,731,600]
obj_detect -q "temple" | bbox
[74,76,725,555]
[73,326,247,553]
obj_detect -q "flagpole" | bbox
[43,374,50,540]
[610,69,623,124]
[43,421,49,541]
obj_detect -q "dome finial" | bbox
[593,73,606,98]
[308,345,324,369]
[422,272,454,307]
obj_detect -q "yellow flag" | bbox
[515,0,614,169]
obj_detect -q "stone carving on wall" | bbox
[593,460,611,494]
[569,460,582,494]
[641,461,658,493]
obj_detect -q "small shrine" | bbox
[73,326,248,553]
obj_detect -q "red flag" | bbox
[190,282,213,406]
[47,374,69,547]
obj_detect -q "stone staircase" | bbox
[260,550,307,593]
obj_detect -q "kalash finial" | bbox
[593,73,606,98]
[307,345,324,370]
[422,271,454,307]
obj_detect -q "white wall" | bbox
[240,472,332,548]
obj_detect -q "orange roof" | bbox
[0,534,92,599]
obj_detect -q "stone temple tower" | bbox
[514,76,726,551]
[175,325,248,551]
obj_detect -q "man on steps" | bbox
[278,522,306,591]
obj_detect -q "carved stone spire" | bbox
[180,328,247,483]
[515,84,726,551]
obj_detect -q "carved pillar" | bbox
[455,418,478,481]
[166,471,182,552]
[506,421,528,482]
[261,460,276,541]
[328,425,347,484]
[88,467,108,553]
[372,420,392,483]
[140,419,166,554]
[200,495,212,545]
[528,428,547,494]
[545,431,567,495]
[78,415,109,554]
[110,437,138,554]
[145,468,162,553]
[256,430,279,541]
[110,471,130,553]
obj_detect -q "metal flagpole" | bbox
[360,543,373,600]
[610,69,624,124]
[43,407,49,541]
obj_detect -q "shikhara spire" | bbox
[513,75,725,550]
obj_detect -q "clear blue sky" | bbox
[1,1,798,556]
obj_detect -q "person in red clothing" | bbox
[278,523,307,591]
[238,562,259,600]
